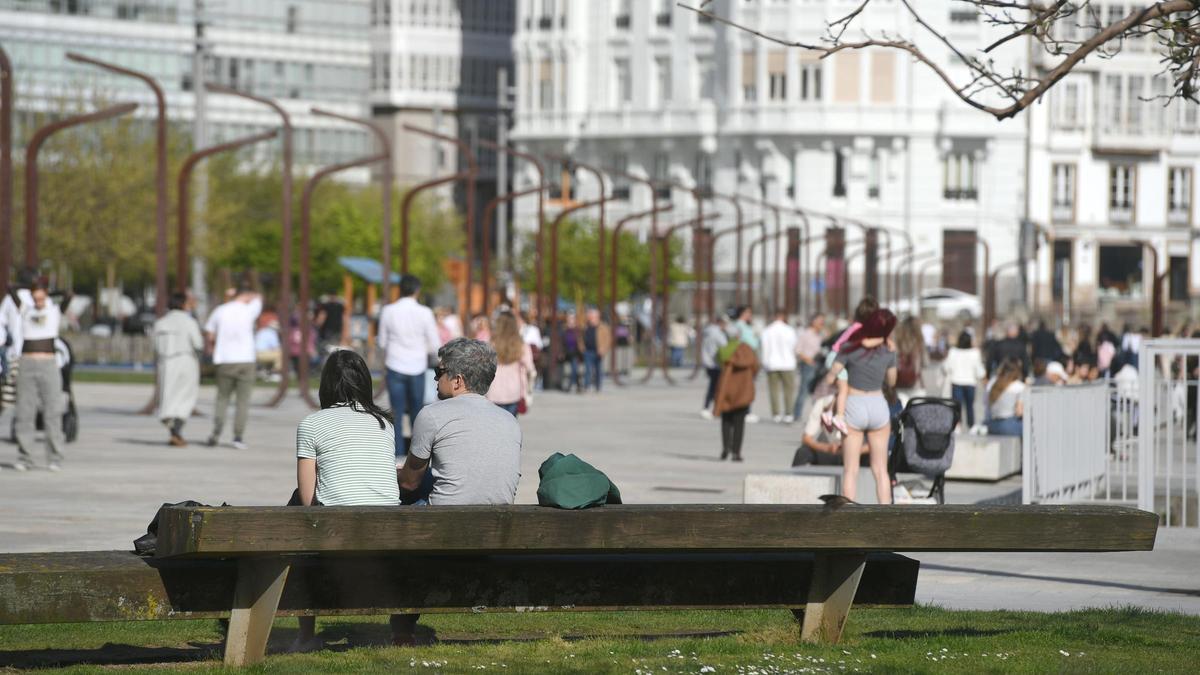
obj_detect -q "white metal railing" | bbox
[1139,339,1200,528]
[1023,382,1110,504]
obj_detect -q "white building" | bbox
[511,0,1031,315]
[1028,13,1200,323]
[368,0,514,220]
[0,0,373,170]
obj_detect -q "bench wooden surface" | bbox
[156,504,1159,558]
[0,550,919,624]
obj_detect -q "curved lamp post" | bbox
[740,218,768,312]
[66,53,168,316]
[403,124,477,326]
[476,138,546,317]
[0,46,12,297]
[204,85,295,407]
[547,155,608,318]
[24,102,138,269]
[547,196,608,371]
[644,212,719,385]
[705,191,746,304]
[608,203,675,384]
[296,149,390,409]
[479,183,548,315]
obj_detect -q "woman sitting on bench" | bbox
[291,349,400,651]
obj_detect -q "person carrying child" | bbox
[821,308,898,504]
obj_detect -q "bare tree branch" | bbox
[676,0,1200,121]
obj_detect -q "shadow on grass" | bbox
[0,642,220,669]
[862,627,1015,640]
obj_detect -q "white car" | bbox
[891,288,982,320]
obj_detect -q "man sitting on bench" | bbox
[395,337,523,643]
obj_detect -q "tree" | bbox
[681,0,1200,120]
[515,217,689,307]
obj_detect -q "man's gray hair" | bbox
[438,337,497,394]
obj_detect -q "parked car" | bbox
[891,288,982,320]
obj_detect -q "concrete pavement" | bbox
[1,373,1196,615]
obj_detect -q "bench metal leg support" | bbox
[224,558,291,667]
[800,553,866,644]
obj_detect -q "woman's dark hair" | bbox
[956,331,972,349]
[318,350,393,429]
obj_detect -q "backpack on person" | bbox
[896,351,920,389]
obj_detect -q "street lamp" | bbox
[475,138,547,317]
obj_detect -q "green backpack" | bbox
[536,452,622,509]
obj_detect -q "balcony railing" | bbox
[1168,208,1191,226]
[1110,205,1134,224]
[944,188,978,201]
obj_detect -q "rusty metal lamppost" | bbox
[67,53,169,316]
[0,46,12,297]
[205,84,295,407]
[24,103,139,268]
[604,167,662,372]
[608,203,675,384]
[296,147,390,409]
[706,191,746,304]
[547,195,608,373]
[547,155,608,316]
[479,182,547,315]
[176,131,278,289]
[645,212,719,384]
[476,138,546,317]
[403,124,477,326]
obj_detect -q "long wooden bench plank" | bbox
[0,550,919,625]
[155,504,1158,558]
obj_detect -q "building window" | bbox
[1103,73,1147,135]
[615,0,631,28]
[656,0,672,26]
[537,58,553,109]
[1109,164,1135,223]
[741,51,757,102]
[538,0,553,28]
[1169,166,1192,225]
[1099,245,1144,299]
[612,154,630,200]
[1169,256,1189,302]
[655,56,672,105]
[653,153,671,200]
[614,57,631,105]
[943,152,978,201]
[286,5,298,33]
[695,152,713,194]
[696,55,715,101]
[868,152,881,199]
[1053,81,1082,130]
[1052,163,1075,223]
[767,50,786,101]
[799,53,822,101]
[833,148,846,198]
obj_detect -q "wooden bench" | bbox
[0,504,1156,667]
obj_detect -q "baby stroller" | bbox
[889,397,960,504]
[7,337,78,444]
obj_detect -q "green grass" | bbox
[1,606,1197,673]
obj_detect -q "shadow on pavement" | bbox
[923,563,1200,596]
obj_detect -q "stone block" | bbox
[945,434,1022,481]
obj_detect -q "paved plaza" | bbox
[1,374,1197,616]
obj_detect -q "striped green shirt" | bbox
[296,405,401,506]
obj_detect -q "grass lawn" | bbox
[0,606,1196,673]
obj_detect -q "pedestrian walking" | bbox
[713,337,759,461]
[793,313,825,420]
[667,316,692,367]
[10,281,65,471]
[487,312,536,416]
[698,314,728,419]
[582,308,610,393]
[204,285,262,450]
[154,291,203,447]
[378,274,440,457]
[760,309,798,423]
[941,330,986,431]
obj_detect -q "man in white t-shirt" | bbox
[760,309,799,423]
[203,287,262,449]
[377,274,440,457]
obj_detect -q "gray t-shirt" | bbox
[410,393,522,505]
[835,346,896,391]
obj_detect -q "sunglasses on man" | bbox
[434,365,457,381]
